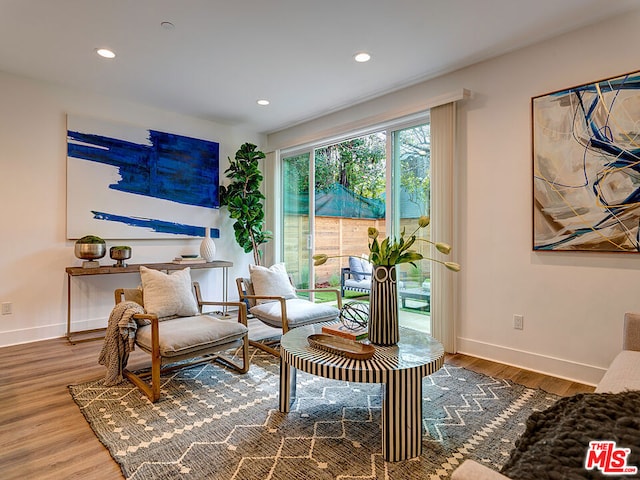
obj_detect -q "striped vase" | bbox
[368,265,399,345]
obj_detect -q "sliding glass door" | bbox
[392,123,431,331]
[282,152,311,289]
[312,134,387,292]
[281,119,431,332]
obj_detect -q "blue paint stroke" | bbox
[92,211,220,238]
[68,130,219,208]
[551,75,640,98]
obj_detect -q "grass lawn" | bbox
[298,290,430,315]
[297,290,367,303]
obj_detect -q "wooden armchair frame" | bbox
[236,277,342,356]
[115,282,249,402]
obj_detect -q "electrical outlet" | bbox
[1,302,12,315]
[513,314,523,330]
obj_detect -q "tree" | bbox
[313,134,386,198]
[219,143,272,265]
[282,126,431,217]
[397,125,430,216]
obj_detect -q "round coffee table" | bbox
[279,323,445,462]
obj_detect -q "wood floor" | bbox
[0,336,595,480]
[445,353,595,397]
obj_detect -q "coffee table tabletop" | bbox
[279,323,445,462]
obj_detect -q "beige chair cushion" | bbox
[249,263,297,304]
[139,266,199,318]
[136,315,248,358]
[250,298,339,329]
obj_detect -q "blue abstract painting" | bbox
[67,116,220,239]
[532,70,640,252]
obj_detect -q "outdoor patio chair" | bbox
[340,255,373,297]
[236,263,342,356]
[111,266,249,402]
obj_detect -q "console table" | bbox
[65,260,233,343]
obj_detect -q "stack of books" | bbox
[172,257,207,264]
[321,322,368,341]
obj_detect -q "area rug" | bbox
[69,349,559,480]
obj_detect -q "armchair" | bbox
[340,267,372,296]
[109,267,249,402]
[236,263,342,356]
[340,255,373,297]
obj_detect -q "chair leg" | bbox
[240,334,250,372]
[123,369,158,403]
[123,336,250,403]
[123,342,162,403]
[213,335,250,373]
[249,338,281,357]
[151,350,161,401]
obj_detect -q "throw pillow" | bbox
[349,256,365,281]
[360,254,373,275]
[249,263,297,304]
[139,266,199,318]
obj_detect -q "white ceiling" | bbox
[1,0,638,134]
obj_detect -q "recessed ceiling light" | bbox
[161,21,175,30]
[354,52,371,63]
[257,99,270,106]
[96,48,116,59]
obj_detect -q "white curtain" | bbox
[430,102,457,353]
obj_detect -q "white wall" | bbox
[0,71,264,347]
[267,10,640,385]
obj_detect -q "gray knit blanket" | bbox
[98,301,145,386]
[501,390,640,479]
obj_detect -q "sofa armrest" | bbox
[623,312,640,351]
[451,460,510,480]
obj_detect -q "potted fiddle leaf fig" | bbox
[219,143,272,265]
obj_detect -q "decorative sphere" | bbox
[340,301,369,330]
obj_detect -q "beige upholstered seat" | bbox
[236,263,341,356]
[114,279,249,402]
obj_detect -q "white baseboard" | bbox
[0,317,107,348]
[67,316,108,334]
[0,324,64,347]
[456,337,605,387]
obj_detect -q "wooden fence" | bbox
[283,216,431,287]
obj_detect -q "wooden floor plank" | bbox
[445,353,595,396]
[0,338,595,479]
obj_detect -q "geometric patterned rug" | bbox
[69,348,559,479]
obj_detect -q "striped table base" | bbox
[279,324,445,462]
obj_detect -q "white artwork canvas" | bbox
[66,116,220,240]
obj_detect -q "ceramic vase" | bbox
[367,264,399,345]
[200,227,216,262]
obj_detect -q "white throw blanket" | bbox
[98,301,145,386]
